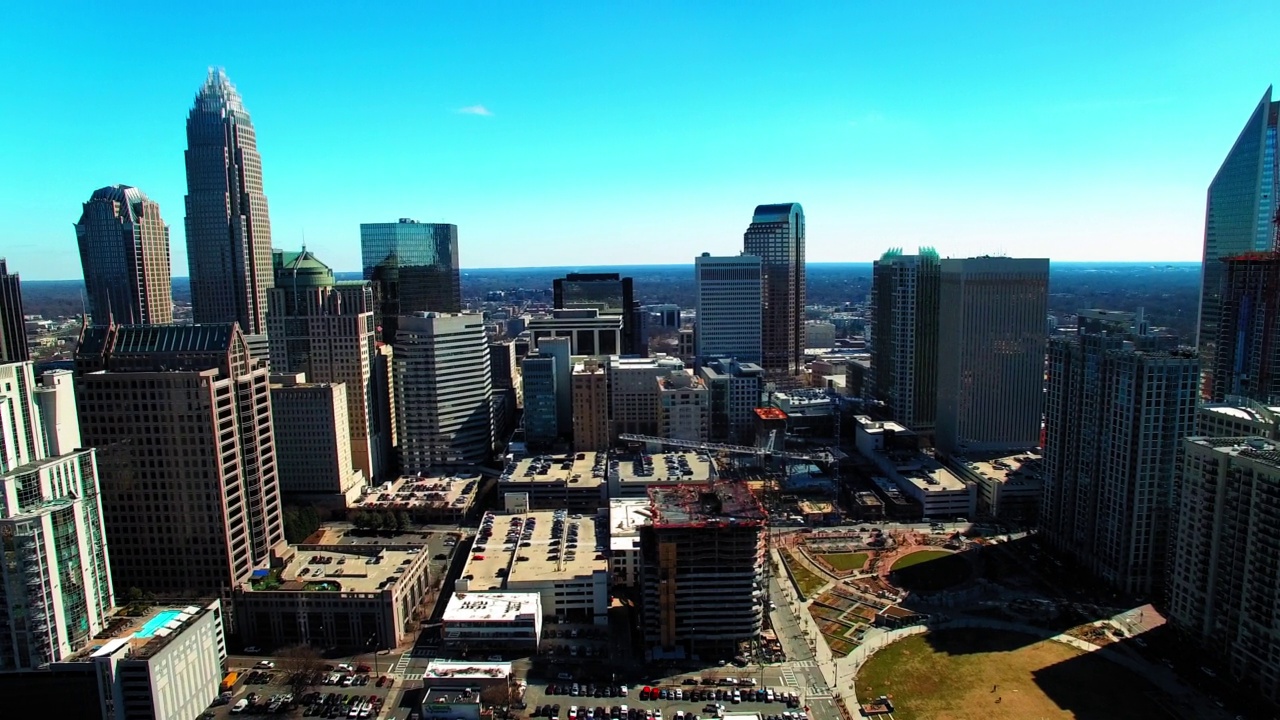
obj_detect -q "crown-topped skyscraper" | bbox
[184,68,274,334]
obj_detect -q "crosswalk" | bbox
[391,651,411,676]
[791,660,818,668]
[781,669,799,687]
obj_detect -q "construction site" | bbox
[639,482,768,660]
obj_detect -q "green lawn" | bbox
[856,630,1174,720]
[890,550,971,591]
[818,552,868,572]
[782,551,828,598]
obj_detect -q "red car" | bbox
[640,687,652,701]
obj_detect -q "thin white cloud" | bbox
[457,105,493,116]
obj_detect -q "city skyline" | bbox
[3,4,1279,280]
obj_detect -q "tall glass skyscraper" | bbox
[75,185,172,325]
[1198,86,1279,395]
[743,203,805,376]
[184,69,274,335]
[361,219,461,343]
[0,259,27,363]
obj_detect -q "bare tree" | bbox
[480,681,517,711]
[277,644,325,698]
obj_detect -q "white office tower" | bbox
[609,355,686,438]
[270,373,365,506]
[694,253,762,364]
[935,257,1049,454]
[394,313,493,472]
[0,361,114,670]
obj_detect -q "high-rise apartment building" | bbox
[267,249,386,480]
[184,69,274,334]
[0,259,29,363]
[361,219,461,344]
[1040,310,1198,595]
[554,272,643,355]
[870,249,940,433]
[640,483,765,656]
[393,313,492,472]
[270,373,364,505]
[699,358,765,444]
[572,358,610,452]
[935,257,1049,454]
[74,185,172,325]
[75,323,285,594]
[1168,436,1280,703]
[694,253,762,365]
[1211,252,1280,403]
[0,361,114,671]
[537,336,572,435]
[657,372,709,442]
[743,203,804,376]
[1198,87,1280,396]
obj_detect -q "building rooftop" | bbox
[649,483,766,528]
[499,453,606,490]
[423,660,513,681]
[443,592,541,623]
[301,524,447,548]
[462,510,607,591]
[608,498,651,552]
[65,601,217,663]
[755,407,787,421]
[962,451,1044,488]
[881,452,969,493]
[1189,436,1280,466]
[357,473,483,512]
[613,451,715,486]
[244,547,427,594]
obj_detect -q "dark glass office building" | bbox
[552,272,643,355]
[184,69,274,335]
[743,203,805,376]
[361,219,461,344]
[0,259,28,363]
[75,185,173,325]
[1198,86,1279,395]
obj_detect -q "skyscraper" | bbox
[184,69,274,335]
[267,249,386,480]
[743,203,805,376]
[0,361,113,671]
[393,313,492,472]
[694,253,762,365]
[75,185,173,325]
[361,219,461,344]
[1040,310,1198,595]
[75,323,285,594]
[1198,87,1279,395]
[935,257,1049,455]
[553,272,643,355]
[1211,252,1280,403]
[521,353,560,446]
[0,259,29,363]
[870,249,941,434]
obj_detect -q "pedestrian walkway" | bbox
[391,651,412,676]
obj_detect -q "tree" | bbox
[127,587,144,603]
[277,644,325,698]
[480,681,517,709]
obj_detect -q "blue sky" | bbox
[1,1,1277,279]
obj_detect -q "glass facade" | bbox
[743,203,805,376]
[184,69,274,334]
[1199,88,1280,395]
[0,259,28,363]
[75,185,173,325]
[361,219,461,343]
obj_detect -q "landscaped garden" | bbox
[816,551,869,572]
[889,549,971,591]
[781,549,828,598]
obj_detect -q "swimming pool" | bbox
[135,609,183,639]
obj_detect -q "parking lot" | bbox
[204,663,406,719]
[523,675,810,720]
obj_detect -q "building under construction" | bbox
[639,483,766,660]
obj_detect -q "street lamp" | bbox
[366,632,380,675]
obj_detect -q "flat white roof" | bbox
[442,592,541,623]
[608,498,651,539]
[423,660,513,680]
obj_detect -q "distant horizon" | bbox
[14,259,1203,285]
